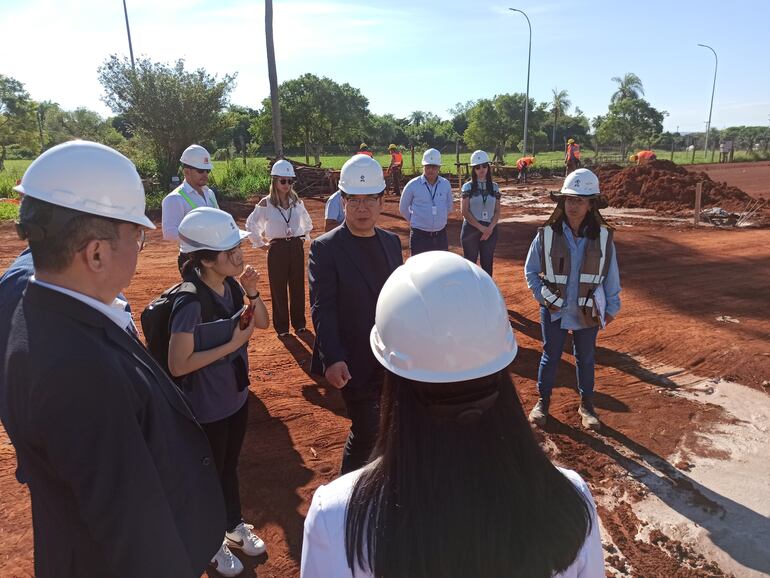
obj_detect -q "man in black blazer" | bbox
[309,154,403,475]
[4,141,226,577]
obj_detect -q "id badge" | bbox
[432,205,437,216]
[286,227,293,238]
[481,210,489,220]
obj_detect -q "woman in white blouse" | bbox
[301,252,604,578]
[245,160,313,337]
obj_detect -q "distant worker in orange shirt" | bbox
[565,138,581,175]
[629,150,657,165]
[388,144,403,196]
[516,156,535,184]
[358,143,373,157]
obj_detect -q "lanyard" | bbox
[480,183,490,205]
[276,204,293,234]
[423,180,438,205]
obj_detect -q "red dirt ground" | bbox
[1,182,769,577]
[687,161,770,200]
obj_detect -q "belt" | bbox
[269,236,304,244]
[413,227,446,237]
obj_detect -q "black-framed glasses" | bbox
[277,178,295,185]
[474,163,490,170]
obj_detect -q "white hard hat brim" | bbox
[179,228,250,254]
[371,325,517,383]
[14,183,157,229]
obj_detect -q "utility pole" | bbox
[510,9,531,155]
[265,0,283,157]
[697,44,717,160]
[122,0,135,70]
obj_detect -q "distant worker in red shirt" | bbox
[388,144,403,196]
[565,138,581,175]
[516,156,535,184]
[358,143,373,157]
[629,150,657,165]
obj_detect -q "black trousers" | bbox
[201,401,249,531]
[267,237,306,333]
[339,372,383,475]
[390,166,402,196]
[409,226,449,256]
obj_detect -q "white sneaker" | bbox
[226,521,267,556]
[210,542,243,577]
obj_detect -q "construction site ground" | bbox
[1,165,769,577]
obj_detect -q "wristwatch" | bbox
[246,291,261,300]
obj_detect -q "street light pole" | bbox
[510,8,531,155]
[697,43,717,159]
[122,0,135,70]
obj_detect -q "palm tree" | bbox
[409,110,426,126]
[610,73,645,103]
[550,88,571,151]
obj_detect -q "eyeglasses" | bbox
[192,167,211,174]
[344,195,381,207]
[277,178,294,185]
[137,228,146,252]
[474,163,490,170]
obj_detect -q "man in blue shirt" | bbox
[324,190,344,232]
[399,148,454,256]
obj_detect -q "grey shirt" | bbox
[170,283,248,424]
[461,181,500,223]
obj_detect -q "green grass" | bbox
[0,202,20,221]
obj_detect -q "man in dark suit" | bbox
[4,141,226,577]
[309,154,403,475]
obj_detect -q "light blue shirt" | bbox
[399,175,454,232]
[324,190,344,224]
[524,222,621,330]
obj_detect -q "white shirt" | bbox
[161,181,218,240]
[31,278,136,334]
[301,467,604,578]
[325,191,344,224]
[245,197,314,247]
[399,175,454,232]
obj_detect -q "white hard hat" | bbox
[270,159,296,178]
[370,251,518,383]
[469,150,490,166]
[13,140,154,229]
[422,148,442,166]
[338,154,386,195]
[178,207,249,254]
[560,168,600,197]
[180,144,213,170]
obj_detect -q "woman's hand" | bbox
[480,224,494,241]
[239,265,260,296]
[230,310,256,348]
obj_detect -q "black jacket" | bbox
[3,283,226,577]
[308,224,403,392]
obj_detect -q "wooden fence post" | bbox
[694,182,703,225]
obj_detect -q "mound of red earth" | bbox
[593,160,753,212]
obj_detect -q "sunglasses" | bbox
[277,178,295,185]
[474,163,490,170]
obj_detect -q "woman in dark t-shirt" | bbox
[168,207,269,577]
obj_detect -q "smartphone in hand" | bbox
[239,303,256,330]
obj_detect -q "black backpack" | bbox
[140,276,244,379]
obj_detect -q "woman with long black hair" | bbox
[524,168,621,431]
[301,251,604,578]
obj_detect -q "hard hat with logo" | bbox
[422,148,442,166]
[270,159,296,178]
[469,150,491,166]
[14,140,154,229]
[371,251,518,383]
[558,168,600,198]
[338,154,386,195]
[567,138,575,144]
[180,144,213,170]
[388,144,398,151]
[628,154,638,162]
[178,207,250,254]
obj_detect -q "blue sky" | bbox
[2,0,768,132]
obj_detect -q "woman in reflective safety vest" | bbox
[524,168,621,431]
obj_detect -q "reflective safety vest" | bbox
[537,224,613,327]
[565,143,581,161]
[637,150,656,161]
[175,185,219,210]
[517,157,534,170]
[390,151,403,166]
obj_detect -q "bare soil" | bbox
[1,175,769,577]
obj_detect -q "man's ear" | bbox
[81,238,109,273]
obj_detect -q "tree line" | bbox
[2,61,769,191]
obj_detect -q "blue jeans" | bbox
[537,306,599,400]
[461,220,498,276]
[410,227,449,256]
